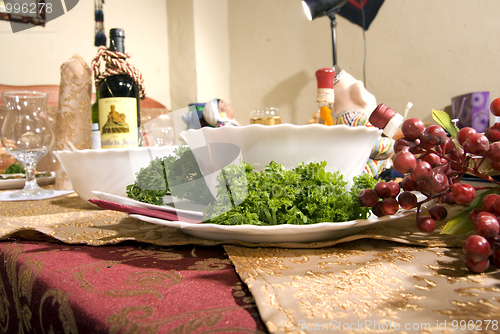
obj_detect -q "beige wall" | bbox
[194,0,230,104]
[2,0,500,128]
[228,0,500,125]
[228,0,332,124]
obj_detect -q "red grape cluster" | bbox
[464,193,500,272]
[358,97,500,273]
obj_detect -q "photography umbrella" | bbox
[337,0,385,30]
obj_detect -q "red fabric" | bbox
[0,234,267,333]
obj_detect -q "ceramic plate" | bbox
[93,191,418,243]
[128,211,416,243]
[0,172,55,190]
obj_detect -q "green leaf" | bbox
[432,109,459,139]
[441,189,500,235]
[440,207,474,235]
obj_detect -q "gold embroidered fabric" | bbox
[225,242,500,334]
[54,54,93,190]
[2,189,498,334]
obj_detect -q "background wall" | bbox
[228,0,500,125]
[1,0,500,127]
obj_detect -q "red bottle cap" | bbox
[315,68,335,89]
[369,104,396,129]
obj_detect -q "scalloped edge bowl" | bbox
[180,124,382,184]
[54,146,177,202]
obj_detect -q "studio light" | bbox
[302,0,348,66]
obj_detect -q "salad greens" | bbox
[126,146,214,206]
[3,163,25,174]
[126,147,377,225]
[203,160,376,225]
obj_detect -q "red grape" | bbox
[465,256,490,274]
[441,192,456,205]
[490,159,500,171]
[451,183,475,205]
[417,180,430,196]
[490,97,500,117]
[463,133,490,156]
[457,127,476,146]
[410,160,432,182]
[491,243,500,268]
[387,181,400,198]
[444,137,456,154]
[393,150,416,174]
[487,142,500,162]
[398,191,418,209]
[463,235,491,263]
[394,138,417,154]
[374,182,392,199]
[381,197,399,216]
[372,201,384,217]
[416,216,436,232]
[469,208,482,223]
[358,189,378,207]
[485,123,500,142]
[425,171,449,195]
[428,204,447,221]
[401,118,425,141]
[420,125,447,146]
[421,152,441,168]
[473,212,500,239]
[481,194,500,213]
[401,175,417,191]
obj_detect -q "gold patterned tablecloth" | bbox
[0,190,469,249]
[1,190,500,334]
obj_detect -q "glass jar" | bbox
[250,108,281,125]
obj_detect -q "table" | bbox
[1,188,500,334]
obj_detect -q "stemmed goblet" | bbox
[1,91,55,198]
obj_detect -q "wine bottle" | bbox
[97,28,141,149]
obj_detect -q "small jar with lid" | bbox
[368,104,404,138]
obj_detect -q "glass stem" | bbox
[23,164,40,190]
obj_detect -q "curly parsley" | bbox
[126,146,214,205]
[127,149,377,225]
[202,160,376,225]
[3,163,25,174]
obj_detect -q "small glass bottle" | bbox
[315,68,335,125]
[369,103,404,138]
[91,93,101,149]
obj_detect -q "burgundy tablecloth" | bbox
[0,232,267,334]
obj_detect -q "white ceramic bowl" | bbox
[54,146,177,202]
[180,124,382,186]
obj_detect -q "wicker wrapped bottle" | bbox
[92,28,145,149]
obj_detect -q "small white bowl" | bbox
[54,146,177,202]
[181,124,382,185]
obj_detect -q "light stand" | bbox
[302,0,347,67]
[326,8,339,66]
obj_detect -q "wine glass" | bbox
[1,91,55,198]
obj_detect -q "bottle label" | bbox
[98,97,139,148]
